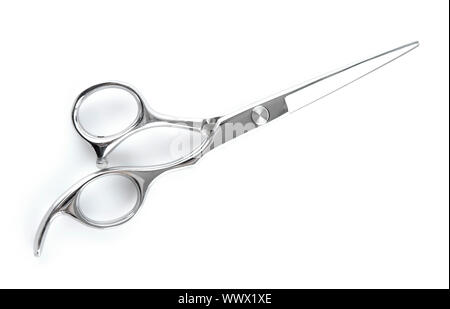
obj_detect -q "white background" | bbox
[0,1,448,288]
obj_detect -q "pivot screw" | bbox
[251,106,270,126]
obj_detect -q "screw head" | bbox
[251,106,270,126]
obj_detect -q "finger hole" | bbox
[78,174,139,224]
[77,87,140,137]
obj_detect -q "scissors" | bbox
[34,41,419,256]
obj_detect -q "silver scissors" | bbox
[34,41,419,256]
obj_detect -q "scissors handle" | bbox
[72,82,206,167]
[33,156,201,256]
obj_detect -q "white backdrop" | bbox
[0,0,448,288]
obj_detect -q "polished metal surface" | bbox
[34,41,419,256]
[251,106,270,126]
[72,82,208,168]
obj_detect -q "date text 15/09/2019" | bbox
[178,293,272,306]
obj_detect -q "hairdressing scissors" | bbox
[34,41,419,256]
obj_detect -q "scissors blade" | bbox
[280,41,419,112]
